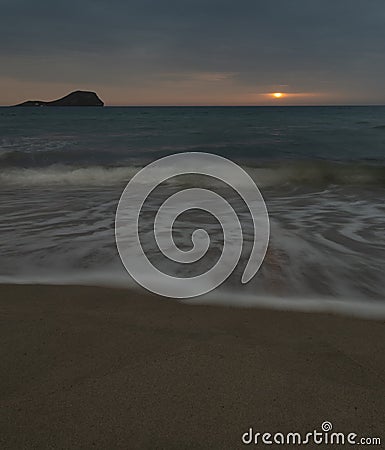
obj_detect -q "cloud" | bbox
[1,0,385,104]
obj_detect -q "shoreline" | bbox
[2,278,385,320]
[0,283,384,448]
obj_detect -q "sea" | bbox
[1,106,384,317]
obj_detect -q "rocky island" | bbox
[14,90,104,107]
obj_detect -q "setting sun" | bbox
[272,92,283,98]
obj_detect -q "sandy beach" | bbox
[0,284,384,448]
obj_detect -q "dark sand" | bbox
[0,284,384,449]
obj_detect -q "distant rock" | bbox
[14,90,104,107]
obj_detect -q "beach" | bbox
[1,284,384,448]
[2,0,385,446]
[1,105,384,448]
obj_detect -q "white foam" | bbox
[186,291,385,320]
[0,166,138,186]
[1,273,384,320]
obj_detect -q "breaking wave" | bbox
[0,161,384,187]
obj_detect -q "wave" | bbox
[0,166,138,186]
[0,161,384,187]
[250,161,385,187]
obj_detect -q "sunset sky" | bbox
[1,0,385,106]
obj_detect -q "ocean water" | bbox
[1,106,384,316]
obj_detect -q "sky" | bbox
[1,0,385,106]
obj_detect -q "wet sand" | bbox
[0,284,384,449]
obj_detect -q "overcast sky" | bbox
[1,0,385,105]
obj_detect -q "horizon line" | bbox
[106,104,385,107]
[3,104,385,108]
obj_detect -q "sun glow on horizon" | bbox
[272,92,284,98]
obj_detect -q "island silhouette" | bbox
[14,90,104,107]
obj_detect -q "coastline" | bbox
[0,284,384,448]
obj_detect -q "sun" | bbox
[272,92,283,98]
